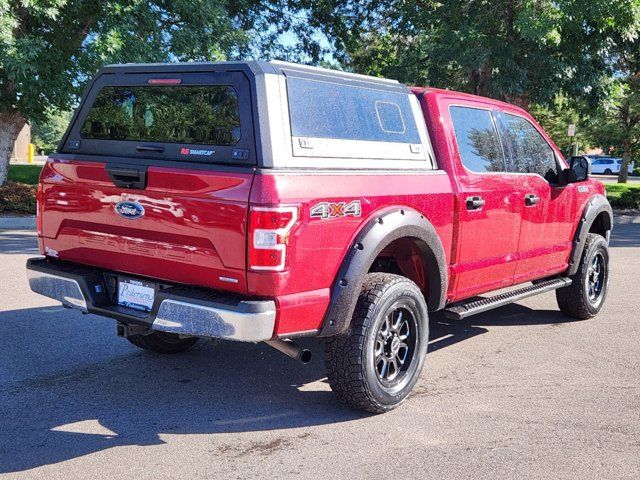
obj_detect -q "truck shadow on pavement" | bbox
[428,303,581,352]
[0,303,585,473]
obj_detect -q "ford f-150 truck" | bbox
[27,61,612,413]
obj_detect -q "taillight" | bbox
[36,181,43,237]
[249,206,298,271]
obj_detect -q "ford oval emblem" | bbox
[115,201,145,220]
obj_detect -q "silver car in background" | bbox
[586,156,634,175]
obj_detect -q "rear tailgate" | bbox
[40,159,252,293]
[39,66,257,294]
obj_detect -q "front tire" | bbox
[127,331,199,354]
[325,273,429,413]
[604,168,613,175]
[556,233,610,319]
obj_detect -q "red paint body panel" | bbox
[38,87,606,338]
[248,172,455,333]
[40,157,252,294]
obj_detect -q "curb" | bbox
[0,216,36,230]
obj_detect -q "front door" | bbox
[497,112,575,283]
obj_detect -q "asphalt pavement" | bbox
[0,217,638,479]
[592,174,640,184]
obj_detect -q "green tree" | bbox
[297,0,639,108]
[602,29,639,183]
[529,96,593,157]
[0,0,281,185]
[587,77,640,183]
[31,110,71,154]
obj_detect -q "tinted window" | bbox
[81,85,241,146]
[502,114,557,182]
[286,77,420,144]
[450,106,506,173]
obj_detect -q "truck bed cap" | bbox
[101,60,403,88]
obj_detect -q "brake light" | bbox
[249,206,298,271]
[147,78,182,85]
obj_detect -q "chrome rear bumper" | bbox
[27,270,88,312]
[26,258,276,342]
[151,299,275,342]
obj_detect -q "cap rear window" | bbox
[61,70,255,165]
[80,85,241,146]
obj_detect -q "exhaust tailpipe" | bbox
[265,339,312,364]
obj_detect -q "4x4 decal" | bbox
[310,200,362,219]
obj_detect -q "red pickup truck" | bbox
[27,61,612,413]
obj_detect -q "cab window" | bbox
[501,114,558,182]
[449,106,506,173]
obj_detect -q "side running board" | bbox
[444,277,572,320]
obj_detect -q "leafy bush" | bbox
[0,182,37,215]
[609,188,640,209]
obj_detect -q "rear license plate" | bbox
[118,278,156,312]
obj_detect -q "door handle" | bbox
[136,145,165,153]
[524,194,540,206]
[466,196,485,210]
[106,165,148,190]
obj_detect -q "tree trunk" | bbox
[0,112,27,186]
[618,139,631,184]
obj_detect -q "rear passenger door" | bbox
[448,105,524,299]
[497,112,575,284]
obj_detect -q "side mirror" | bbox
[569,156,590,183]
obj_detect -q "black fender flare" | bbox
[567,194,613,276]
[319,208,448,337]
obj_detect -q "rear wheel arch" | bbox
[568,194,613,276]
[319,208,447,337]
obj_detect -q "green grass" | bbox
[606,183,640,209]
[8,164,43,185]
[605,183,640,199]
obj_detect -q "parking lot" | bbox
[0,216,638,479]
[591,174,640,184]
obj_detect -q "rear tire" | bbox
[604,168,613,175]
[325,273,429,413]
[127,331,199,354]
[556,233,609,319]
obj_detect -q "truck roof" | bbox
[411,86,524,111]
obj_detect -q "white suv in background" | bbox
[587,156,634,175]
